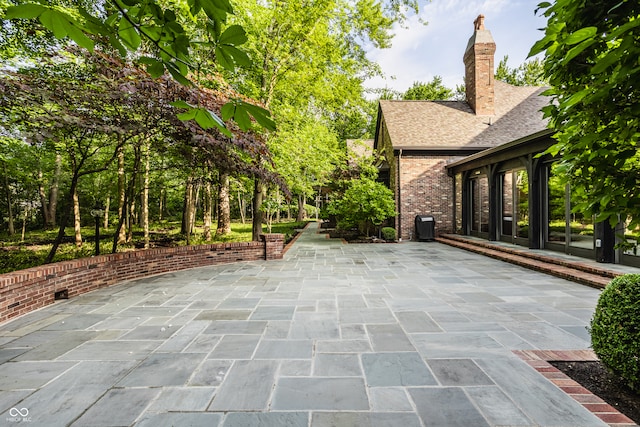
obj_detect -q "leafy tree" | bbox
[327,148,395,236]
[0,61,138,260]
[269,113,340,222]
[495,55,547,86]
[227,0,421,240]
[403,76,453,100]
[0,49,284,260]
[2,0,275,136]
[530,1,640,238]
[328,176,396,236]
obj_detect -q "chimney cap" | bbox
[474,15,485,31]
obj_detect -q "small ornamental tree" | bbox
[328,177,396,236]
[590,274,640,393]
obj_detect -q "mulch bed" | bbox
[551,360,640,425]
[322,228,393,243]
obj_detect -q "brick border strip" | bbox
[437,236,612,288]
[514,350,638,427]
[441,234,619,278]
[0,234,284,324]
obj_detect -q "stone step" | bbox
[436,235,614,289]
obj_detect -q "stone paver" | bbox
[0,222,623,426]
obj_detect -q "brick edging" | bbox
[440,234,619,278]
[436,236,611,289]
[514,350,638,427]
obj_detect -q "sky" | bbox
[365,0,548,94]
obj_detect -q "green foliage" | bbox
[530,1,640,239]
[381,226,396,241]
[494,55,547,86]
[0,220,308,272]
[402,76,453,100]
[590,274,640,392]
[2,0,270,136]
[328,177,396,235]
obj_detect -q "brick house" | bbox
[372,15,640,267]
[374,15,549,242]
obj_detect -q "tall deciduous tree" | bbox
[228,0,422,240]
[495,55,547,86]
[530,1,640,236]
[403,76,454,100]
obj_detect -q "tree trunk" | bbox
[203,180,212,241]
[190,181,201,236]
[275,188,281,223]
[127,197,135,242]
[142,142,150,249]
[297,194,306,222]
[238,187,246,224]
[73,185,82,247]
[21,204,29,242]
[103,196,110,229]
[49,153,61,227]
[46,172,80,263]
[126,146,142,243]
[38,169,51,228]
[217,171,232,236]
[252,178,264,241]
[2,161,15,235]
[112,145,140,253]
[158,187,164,221]
[182,175,196,243]
[117,148,126,244]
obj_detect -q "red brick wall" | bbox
[463,35,496,116]
[397,155,457,240]
[0,234,284,324]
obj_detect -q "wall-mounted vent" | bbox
[54,289,69,300]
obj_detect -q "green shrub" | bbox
[590,273,640,392]
[381,227,396,241]
[327,177,396,236]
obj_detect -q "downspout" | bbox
[397,149,403,241]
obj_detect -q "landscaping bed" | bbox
[552,360,640,424]
[319,226,395,243]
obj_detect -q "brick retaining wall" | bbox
[0,234,284,324]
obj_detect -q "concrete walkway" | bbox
[0,222,614,426]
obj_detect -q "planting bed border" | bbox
[514,350,637,427]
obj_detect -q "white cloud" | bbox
[366,0,546,94]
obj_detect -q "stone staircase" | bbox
[436,234,618,289]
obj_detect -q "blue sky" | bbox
[365,0,548,93]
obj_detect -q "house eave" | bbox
[445,129,555,172]
[392,146,492,157]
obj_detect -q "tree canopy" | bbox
[1,0,275,136]
[494,55,547,86]
[0,0,430,258]
[530,0,640,233]
[402,76,454,100]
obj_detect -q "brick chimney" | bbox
[463,15,496,116]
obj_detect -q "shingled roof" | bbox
[377,80,549,150]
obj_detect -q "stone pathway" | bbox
[0,222,613,426]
